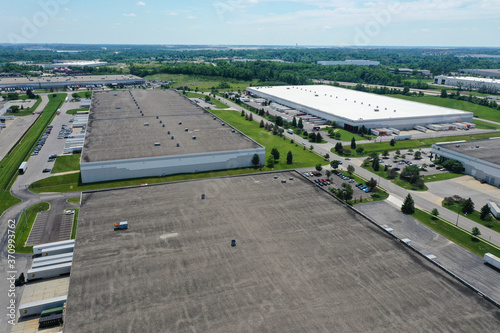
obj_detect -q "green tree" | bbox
[431,208,439,219]
[330,160,340,170]
[366,178,377,189]
[241,110,245,117]
[72,93,79,99]
[251,154,260,167]
[462,198,475,215]
[292,117,297,127]
[298,117,303,129]
[286,151,293,164]
[440,89,448,98]
[85,91,92,99]
[309,132,317,142]
[335,132,341,140]
[315,163,322,172]
[401,165,420,182]
[372,158,380,171]
[347,165,355,176]
[480,204,491,220]
[414,151,422,160]
[266,155,275,168]
[316,132,323,143]
[324,153,330,160]
[382,150,389,158]
[259,120,264,128]
[356,147,364,154]
[401,193,415,214]
[471,226,481,239]
[350,137,356,149]
[343,183,353,201]
[205,95,210,102]
[326,170,332,179]
[271,147,280,161]
[390,138,396,146]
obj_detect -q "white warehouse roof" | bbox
[247,85,472,122]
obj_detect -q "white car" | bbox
[65,210,75,215]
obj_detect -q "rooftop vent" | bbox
[168,131,170,134]
[171,136,174,140]
[222,123,225,126]
[192,136,196,140]
[213,117,216,120]
[156,116,159,119]
[159,120,162,123]
[201,194,205,199]
[116,106,121,109]
[231,129,235,133]
[185,128,188,132]
[476,145,480,148]
[113,93,117,96]
[456,145,460,147]
[176,143,180,147]
[141,114,144,116]
[154,142,161,146]
[178,121,182,125]
[162,124,165,127]
[374,109,379,112]
[144,123,149,126]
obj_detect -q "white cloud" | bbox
[123,13,136,17]
[166,11,178,16]
[64,8,70,11]
[137,1,146,6]
[187,15,197,19]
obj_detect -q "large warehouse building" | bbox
[63,171,500,332]
[0,74,145,90]
[434,76,500,91]
[247,85,473,131]
[80,90,265,183]
[431,138,500,186]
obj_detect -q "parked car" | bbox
[42,168,51,173]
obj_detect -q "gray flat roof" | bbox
[0,74,144,85]
[436,138,500,165]
[64,171,500,332]
[82,90,261,162]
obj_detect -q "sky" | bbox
[1,0,499,47]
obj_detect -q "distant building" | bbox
[431,138,500,186]
[389,68,432,76]
[317,60,380,66]
[38,60,107,69]
[433,76,500,91]
[459,69,500,78]
[0,101,11,116]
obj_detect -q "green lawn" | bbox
[0,93,66,216]
[185,92,230,109]
[442,202,500,234]
[51,154,81,173]
[66,108,89,115]
[352,132,500,156]
[67,196,81,204]
[327,128,375,142]
[72,91,93,99]
[472,119,500,129]
[411,208,500,257]
[422,172,465,182]
[71,209,79,239]
[388,94,500,123]
[13,202,50,254]
[7,96,43,116]
[145,73,256,92]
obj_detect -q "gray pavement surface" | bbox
[65,171,500,332]
[356,201,500,303]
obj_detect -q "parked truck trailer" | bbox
[19,296,67,317]
[33,240,75,255]
[484,253,500,270]
[27,262,71,281]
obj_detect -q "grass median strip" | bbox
[71,209,79,239]
[442,201,500,234]
[51,154,81,173]
[0,93,66,216]
[411,208,500,257]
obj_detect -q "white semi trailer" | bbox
[484,253,500,270]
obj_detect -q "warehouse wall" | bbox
[80,148,266,183]
[248,88,473,130]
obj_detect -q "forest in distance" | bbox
[1,44,500,89]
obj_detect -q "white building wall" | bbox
[0,101,11,116]
[434,76,500,91]
[431,145,500,186]
[81,148,266,183]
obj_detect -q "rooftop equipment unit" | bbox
[114,221,128,230]
[162,124,165,127]
[176,143,180,147]
[155,142,161,146]
[144,123,149,126]
[185,128,188,132]
[178,121,182,125]
[192,136,196,140]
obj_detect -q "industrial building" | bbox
[63,171,500,332]
[0,101,10,116]
[317,60,380,66]
[433,76,500,91]
[80,90,265,183]
[247,85,473,131]
[431,138,500,186]
[37,60,108,69]
[459,69,500,78]
[0,75,145,91]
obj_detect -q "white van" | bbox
[287,129,294,134]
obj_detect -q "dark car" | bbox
[231,240,236,247]
[42,168,51,173]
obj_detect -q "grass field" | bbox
[411,208,500,257]
[66,108,89,115]
[185,92,230,109]
[8,96,43,116]
[71,209,79,239]
[13,202,50,254]
[51,154,81,173]
[422,172,464,182]
[146,73,257,92]
[442,202,500,234]
[67,196,81,204]
[327,128,374,142]
[472,119,500,129]
[388,94,500,122]
[0,93,66,217]
[352,132,500,156]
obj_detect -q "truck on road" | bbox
[19,161,28,174]
[484,253,500,270]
